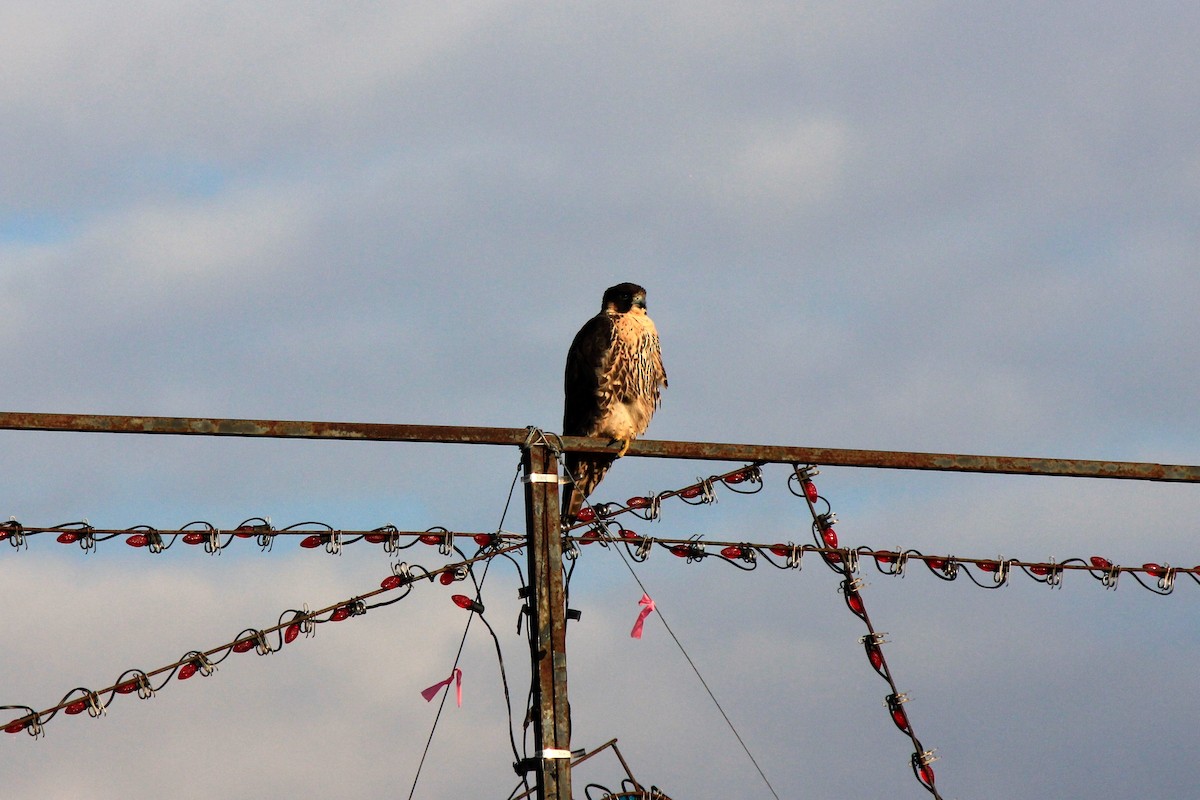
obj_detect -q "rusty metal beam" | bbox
[0,411,531,447]
[3,411,1199,482]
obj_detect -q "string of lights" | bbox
[0,518,524,555]
[787,465,943,798]
[551,461,1193,596]
[11,453,1194,799]
[11,507,1190,596]
[0,544,525,739]
[564,531,1194,594]
[564,463,765,530]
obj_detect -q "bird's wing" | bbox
[563,313,616,436]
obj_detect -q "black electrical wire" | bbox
[407,460,530,800]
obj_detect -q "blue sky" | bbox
[4,3,1200,798]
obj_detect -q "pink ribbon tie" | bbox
[421,668,463,707]
[631,593,655,639]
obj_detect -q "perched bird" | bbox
[562,282,667,521]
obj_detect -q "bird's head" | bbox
[601,282,648,314]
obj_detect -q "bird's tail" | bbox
[562,453,615,522]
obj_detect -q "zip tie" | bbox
[523,473,563,484]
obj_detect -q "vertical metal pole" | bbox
[522,442,572,800]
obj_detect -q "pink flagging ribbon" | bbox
[421,668,463,707]
[630,593,655,639]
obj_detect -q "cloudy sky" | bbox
[4,2,1200,798]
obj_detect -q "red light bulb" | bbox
[890,706,910,733]
[126,534,148,548]
[182,532,206,545]
[115,681,138,695]
[299,534,324,549]
[65,700,88,715]
[1143,562,1164,577]
[579,530,600,545]
[917,764,936,787]
[330,607,350,622]
[575,506,596,523]
[978,560,998,572]
[770,544,792,557]
[4,720,25,734]
[284,623,301,644]
[419,533,443,545]
[452,594,484,613]
[866,644,885,672]
[473,533,496,547]
[380,575,402,590]
[1090,556,1113,570]
[821,526,838,548]
[725,471,746,484]
[845,591,865,616]
[721,545,745,559]
[670,544,691,558]
[801,479,818,503]
[1029,564,1050,576]
[233,526,256,538]
[439,571,457,585]
[57,532,79,544]
[679,485,702,499]
[627,496,651,509]
[927,558,945,571]
[619,528,638,539]
[178,662,198,680]
[232,638,257,652]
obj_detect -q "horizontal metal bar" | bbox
[609,437,1200,483]
[0,411,531,446]
[2,411,1199,482]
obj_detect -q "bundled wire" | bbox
[0,545,525,738]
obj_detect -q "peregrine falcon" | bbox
[562,282,667,521]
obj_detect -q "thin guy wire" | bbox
[569,478,781,800]
[407,461,526,800]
